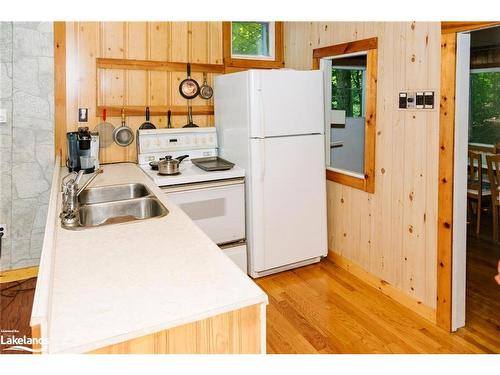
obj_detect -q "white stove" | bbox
[137,127,245,186]
[137,127,248,273]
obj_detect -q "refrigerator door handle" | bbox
[261,140,265,182]
[257,88,266,137]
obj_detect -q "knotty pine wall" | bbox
[64,22,222,164]
[285,22,440,312]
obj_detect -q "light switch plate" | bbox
[78,108,88,122]
[0,108,7,123]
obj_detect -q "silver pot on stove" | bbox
[157,155,189,176]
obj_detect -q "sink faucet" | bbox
[60,168,103,227]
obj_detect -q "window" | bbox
[469,68,500,145]
[327,57,367,176]
[222,22,284,70]
[231,22,274,59]
[313,38,378,193]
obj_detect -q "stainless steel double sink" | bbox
[69,183,168,229]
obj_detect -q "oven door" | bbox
[162,179,245,245]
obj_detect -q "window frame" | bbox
[223,21,284,70]
[313,37,378,194]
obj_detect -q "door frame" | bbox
[437,21,500,331]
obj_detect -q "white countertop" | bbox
[31,162,267,354]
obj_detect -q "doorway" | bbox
[452,25,500,335]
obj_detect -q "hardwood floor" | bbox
[255,215,500,354]
[1,214,498,354]
[0,278,37,355]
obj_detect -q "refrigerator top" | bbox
[215,69,325,139]
[251,70,325,138]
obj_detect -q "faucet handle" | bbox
[61,171,78,192]
[74,170,85,186]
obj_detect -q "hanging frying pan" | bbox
[138,107,156,129]
[183,102,199,128]
[199,72,213,100]
[179,63,199,99]
[113,108,134,147]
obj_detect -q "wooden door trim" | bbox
[441,21,500,34]
[437,21,499,332]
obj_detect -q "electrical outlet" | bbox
[0,223,6,238]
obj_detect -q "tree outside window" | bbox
[469,70,500,144]
[331,68,365,118]
[231,22,270,57]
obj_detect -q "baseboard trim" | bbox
[0,266,39,284]
[327,251,436,324]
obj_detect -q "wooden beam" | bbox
[97,105,214,117]
[0,266,39,284]
[96,58,225,74]
[441,21,500,34]
[54,22,66,165]
[313,37,378,59]
[436,32,457,332]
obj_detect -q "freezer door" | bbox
[249,70,325,138]
[248,134,328,272]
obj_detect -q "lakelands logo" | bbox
[1,330,47,353]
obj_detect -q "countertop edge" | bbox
[51,295,268,354]
[30,156,61,338]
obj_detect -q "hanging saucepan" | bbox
[138,107,156,129]
[199,72,213,100]
[113,108,134,147]
[157,155,189,175]
[179,63,199,99]
[183,103,199,128]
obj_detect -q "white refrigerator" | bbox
[215,69,327,278]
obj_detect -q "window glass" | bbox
[469,70,500,144]
[231,22,271,57]
[326,54,367,175]
[331,68,365,117]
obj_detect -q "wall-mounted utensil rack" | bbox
[97,105,214,117]
[96,58,224,117]
[97,58,225,73]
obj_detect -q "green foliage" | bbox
[232,22,269,56]
[469,71,500,144]
[331,68,364,118]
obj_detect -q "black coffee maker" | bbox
[66,127,95,174]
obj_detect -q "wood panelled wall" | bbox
[64,22,222,164]
[284,22,441,316]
